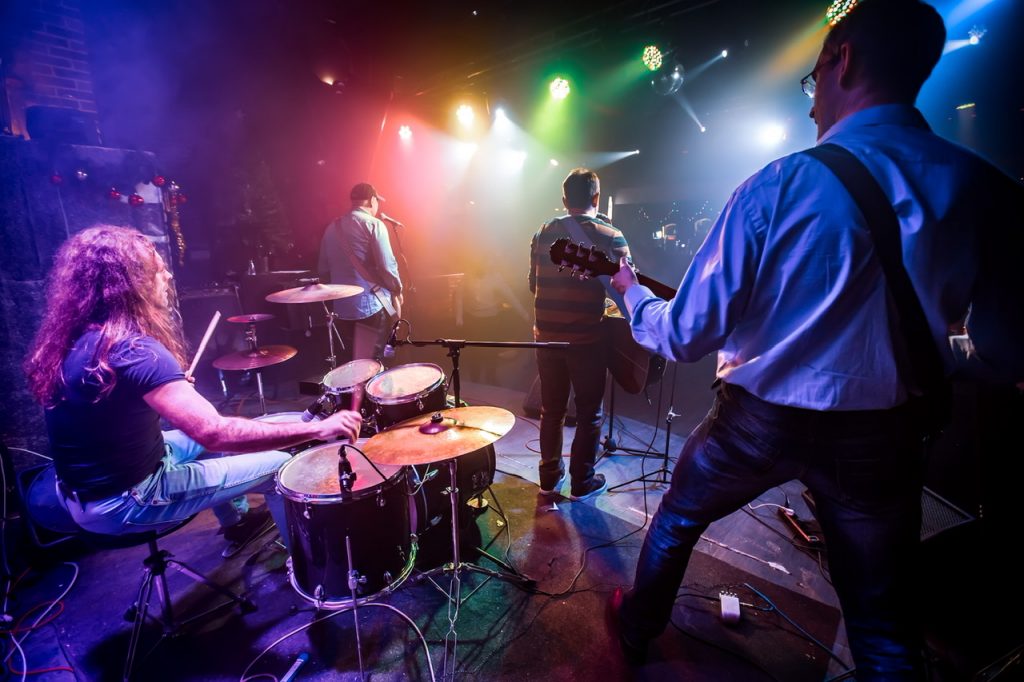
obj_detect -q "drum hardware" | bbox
[264,279,363,371]
[344,534,368,679]
[360,406,532,676]
[213,318,297,415]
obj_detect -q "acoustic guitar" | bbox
[549,238,676,394]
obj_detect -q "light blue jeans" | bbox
[59,430,291,543]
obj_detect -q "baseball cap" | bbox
[350,182,385,202]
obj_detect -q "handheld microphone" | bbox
[300,393,331,422]
[378,212,404,227]
[383,319,401,359]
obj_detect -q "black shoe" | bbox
[538,470,565,497]
[607,588,649,665]
[221,508,274,558]
[570,474,607,501]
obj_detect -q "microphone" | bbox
[300,393,332,422]
[378,212,404,227]
[383,319,401,359]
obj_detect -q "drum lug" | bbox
[382,570,393,585]
[377,492,386,508]
[303,503,311,520]
[417,398,424,411]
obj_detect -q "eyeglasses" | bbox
[801,53,838,99]
[800,71,817,99]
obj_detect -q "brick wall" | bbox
[3,0,97,137]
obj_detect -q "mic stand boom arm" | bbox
[393,336,568,407]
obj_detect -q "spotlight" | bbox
[968,25,986,45]
[758,123,787,147]
[699,125,707,133]
[495,107,508,122]
[642,45,663,72]
[721,49,728,58]
[651,63,684,95]
[398,125,412,140]
[456,104,475,128]
[549,158,559,166]
[549,77,571,100]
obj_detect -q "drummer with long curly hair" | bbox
[24,225,362,556]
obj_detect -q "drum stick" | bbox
[186,310,221,379]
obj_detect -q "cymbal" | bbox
[361,406,515,466]
[226,313,275,324]
[212,345,297,371]
[265,282,363,304]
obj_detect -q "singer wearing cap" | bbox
[25,226,363,557]
[318,182,404,363]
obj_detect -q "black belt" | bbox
[57,479,124,504]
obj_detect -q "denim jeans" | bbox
[59,430,291,543]
[620,383,926,680]
[536,342,608,489]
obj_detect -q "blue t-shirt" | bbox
[46,330,185,497]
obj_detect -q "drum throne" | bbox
[13,460,256,681]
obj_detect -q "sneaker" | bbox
[221,508,275,558]
[569,474,607,501]
[607,588,649,664]
[538,471,565,497]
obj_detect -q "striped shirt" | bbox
[530,214,630,344]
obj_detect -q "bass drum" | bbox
[253,412,320,455]
[364,363,447,431]
[409,444,496,534]
[276,440,416,608]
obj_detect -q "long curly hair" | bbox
[25,225,188,406]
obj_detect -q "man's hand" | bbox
[610,256,639,295]
[317,409,363,444]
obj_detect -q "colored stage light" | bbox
[398,125,412,140]
[456,104,475,128]
[549,77,571,100]
[968,25,986,45]
[826,0,859,26]
[642,45,663,72]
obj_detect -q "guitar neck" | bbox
[636,273,676,301]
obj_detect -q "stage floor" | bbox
[8,375,867,681]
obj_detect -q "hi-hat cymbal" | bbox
[226,313,275,324]
[361,406,515,466]
[212,345,297,371]
[265,282,363,304]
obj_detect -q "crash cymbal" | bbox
[212,344,297,371]
[226,313,275,324]
[265,282,363,304]
[361,406,515,466]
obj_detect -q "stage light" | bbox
[398,125,412,141]
[826,0,859,26]
[968,25,986,45]
[758,123,787,147]
[456,104,475,128]
[700,125,707,133]
[549,158,559,166]
[721,49,728,59]
[642,45,663,72]
[631,149,640,155]
[549,77,571,100]
[956,102,976,110]
[495,107,508,122]
[651,63,684,95]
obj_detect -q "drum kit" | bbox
[211,280,365,414]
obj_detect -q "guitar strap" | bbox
[334,217,397,317]
[558,215,630,321]
[804,143,950,434]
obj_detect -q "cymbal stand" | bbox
[243,322,269,416]
[320,301,345,371]
[344,535,367,680]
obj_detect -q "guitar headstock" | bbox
[549,238,618,279]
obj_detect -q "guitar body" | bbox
[549,238,676,395]
[604,316,666,394]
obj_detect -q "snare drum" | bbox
[253,412,320,455]
[276,440,416,608]
[364,363,447,430]
[322,359,383,417]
